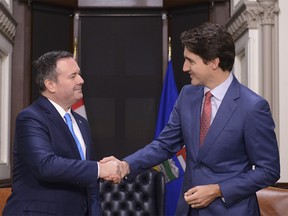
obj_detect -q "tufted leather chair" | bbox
[100,169,165,216]
[256,186,288,216]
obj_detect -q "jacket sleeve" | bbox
[16,109,99,185]
[220,98,280,207]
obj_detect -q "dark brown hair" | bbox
[181,22,235,71]
[34,50,73,92]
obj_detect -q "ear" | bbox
[44,79,56,93]
[210,58,220,70]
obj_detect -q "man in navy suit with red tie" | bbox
[103,23,280,216]
[3,51,121,216]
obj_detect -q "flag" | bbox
[154,60,186,216]
[72,98,88,120]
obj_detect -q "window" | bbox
[0,1,14,181]
[0,40,12,181]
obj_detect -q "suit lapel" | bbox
[37,96,84,159]
[37,96,68,129]
[184,86,204,160]
[197,77,240,161]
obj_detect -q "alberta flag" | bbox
[154,60,186,216]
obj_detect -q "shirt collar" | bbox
[48,99,72,118]
[204,72,233,101]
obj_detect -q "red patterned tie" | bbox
[200,91,212,145]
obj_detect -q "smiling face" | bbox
[43,57,84,111]
[182,47,229,90]
[183,47,213,87]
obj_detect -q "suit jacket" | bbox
[3,95,101,216]
[124,76,280,216]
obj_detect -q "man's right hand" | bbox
[99,156,130,183]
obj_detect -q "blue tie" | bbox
[64,113,85,160]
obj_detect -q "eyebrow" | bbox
[68,71,79,77]
[184,56,194,62]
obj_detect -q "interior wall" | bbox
[169,4,210,92]
[31,3,74,101]
[79,10,163,159]
[278,0,288,183]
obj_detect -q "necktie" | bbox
[200,91,213,145]
[64,113,85,160]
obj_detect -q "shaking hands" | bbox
[98,156,130,184]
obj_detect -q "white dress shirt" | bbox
[49,99,86,159]
[202,72,234,125]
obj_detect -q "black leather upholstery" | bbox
[100,169,165,216]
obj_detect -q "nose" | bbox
[183,61,190,73]
[78,74,84,84]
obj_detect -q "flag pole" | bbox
[168,36,171,61]
[73,13,79,61]
[71,12,88,119]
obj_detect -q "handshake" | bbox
[98,156,130,184]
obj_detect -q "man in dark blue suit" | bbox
[3,51,121,216]
[103,23,280,216]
